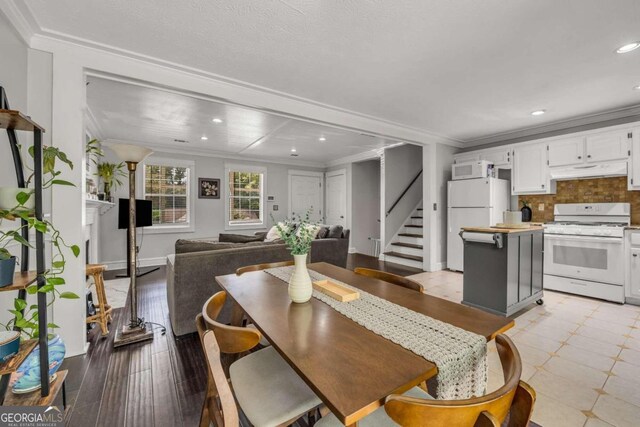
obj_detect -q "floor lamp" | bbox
[110,143,155,347]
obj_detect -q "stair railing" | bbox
[385,169,422,217]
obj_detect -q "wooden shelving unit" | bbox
[0,88,61,405]
[0,340,37,376]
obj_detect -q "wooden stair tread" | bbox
[404,225,423,228]
[0,339,37,375]
[417,208,423,211]
[398,233,423,238]
[383,251,423,262]
[390,242,423,249]
[0,271,38,293]
[3,370,67,407]
[410,216,423,219]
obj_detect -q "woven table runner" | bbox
[264,266,488,400]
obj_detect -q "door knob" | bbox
[634,253,638,257]
[340,216,344,219]
[578,156,582,159]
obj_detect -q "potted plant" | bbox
[273,209,319,303]
[521,200,532,222]
[96,161,125,202]
[0,145,80,393]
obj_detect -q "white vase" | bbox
[288,254,312,303]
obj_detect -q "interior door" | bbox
[289,174,323,222]
[548,137,585,167]
[585,130,630,163]
[326,171,347,227]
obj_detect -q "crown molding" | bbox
[102,139,326,169]
[465,104,640,148]
[0,0,37,44]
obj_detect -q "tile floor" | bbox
[408,270,640,427]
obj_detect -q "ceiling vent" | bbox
[290,153,299,157]
[173,139,189,144]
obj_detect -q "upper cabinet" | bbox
[512,143,551,195]
[585,130,630,163]
[630,129,640,190]
[479,147,512,168]
[548,137,585,167]
[453,152,480,164]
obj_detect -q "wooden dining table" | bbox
[215,262,514,426]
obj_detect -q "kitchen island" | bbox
[460,226,544,316]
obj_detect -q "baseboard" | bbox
[348,247,357,254]
[101,256,167,271]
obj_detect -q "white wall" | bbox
[351,159,380,255]
[435,144,456,268]
[383,144,423,244]
[97,150,324,266]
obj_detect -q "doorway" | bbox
[325,169,347,228]
[288,170,324,222]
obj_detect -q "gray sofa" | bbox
[166,231,350,336]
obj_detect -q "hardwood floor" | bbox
[62,254,418,426]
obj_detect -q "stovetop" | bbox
[545,221,628,227]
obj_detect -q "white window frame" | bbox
[139,157,195,234]
[225,163,267,230]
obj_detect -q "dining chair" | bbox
[315,334,535,427]
[354,267,425,293]
[235,260,295,275]
[197,291,322,427]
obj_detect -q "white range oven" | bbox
[543,203,630,303]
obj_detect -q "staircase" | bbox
[384,206,424,269]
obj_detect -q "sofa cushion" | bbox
[317,226,330,239]
[327,225,344,239]
[219,233,266,243]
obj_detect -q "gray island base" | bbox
[460,226,544,317]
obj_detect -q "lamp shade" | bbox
[109,144,153,163]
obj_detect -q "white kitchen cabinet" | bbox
[629,129,640,190]
[627,230,640,304]
[512,143,551,194]
[585,130,630,163]
[453,152,480,164]
[548,137,585,167]
[479,147,512,168]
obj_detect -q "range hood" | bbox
[549,162,628,181]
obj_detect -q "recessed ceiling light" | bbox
[616,42,640,53]
[291,148,297,153]
[200,136,208,141]
[531,110,546,116]
[319,137,326,141]
[212,118,223,123]
[634,85,640,91]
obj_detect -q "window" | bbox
[143,160,193,231]
[226,165,265,228]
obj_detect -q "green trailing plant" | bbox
[96,161,126,197]
[85,138,104,166]
[272,208,319,256]
[0,145,80,339]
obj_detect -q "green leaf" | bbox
[15,191,32,205]
[10,232,32,248]
[15,318,30,329]
[13,298,27,312]
[52,261,65,269]
[38,284,54,293]
[9,310,23,321]
[47,277,65,285]
[26,285,38,295]
[59,291,80,299]
[51,179,75,187]
[71,245,80,257]
[47,323,60,329]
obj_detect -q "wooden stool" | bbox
[86,264,113,336]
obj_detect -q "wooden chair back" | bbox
[199,329,240,427]
[201,291,262,354]
[236,260,295,276]
[384,335,535,427]
[354,267,424,293]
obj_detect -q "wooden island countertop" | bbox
[461,225,545,234]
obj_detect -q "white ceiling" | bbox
[86,77,396,165]
[19,0,640,142]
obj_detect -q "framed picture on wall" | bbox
[198,178,220,199]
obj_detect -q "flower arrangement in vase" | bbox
[273,209,320,303]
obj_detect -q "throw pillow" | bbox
[296,223,321,239]
[219,233,266,243]
[317,226,330,239]
[265,222,290,242]
[327,225,344,239]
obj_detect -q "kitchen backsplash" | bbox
[518,177,640,224]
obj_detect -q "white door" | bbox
[585,130,630,163]
[447,207,492,272]
[512,143,549,195]
[631,129,640,190]
[289,174,323,222]
[448,179,492,208]
[325,171,347,227]
[548,137,585,167]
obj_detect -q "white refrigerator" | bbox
[447,177,510,272]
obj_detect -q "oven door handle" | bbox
[544,235,623,244]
